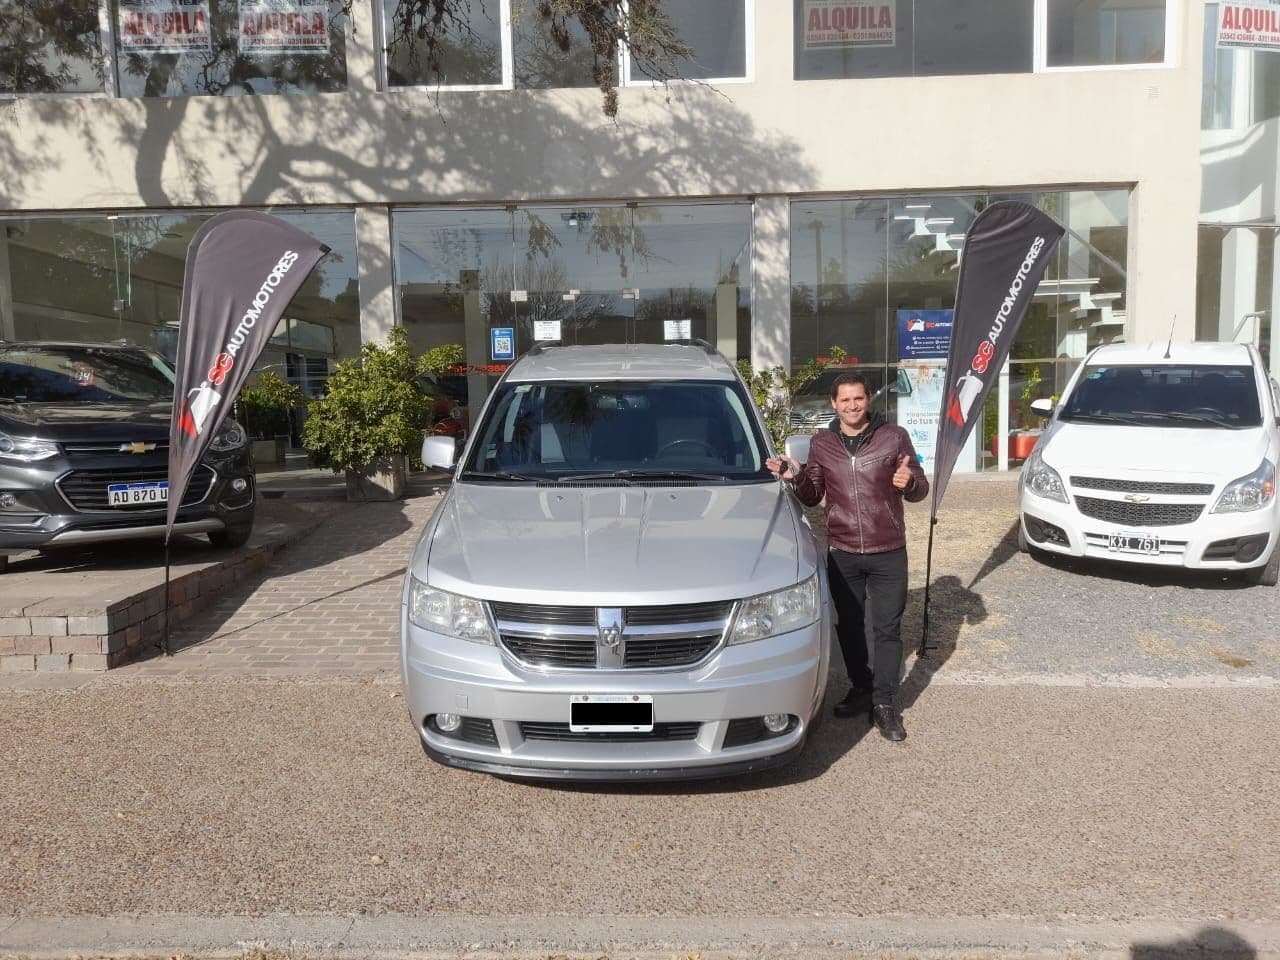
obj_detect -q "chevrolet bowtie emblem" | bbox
[119,441,157,454]
[1124,493,1150,502]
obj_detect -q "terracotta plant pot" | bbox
[989,431,1041,460]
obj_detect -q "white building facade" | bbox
[0,0,1275,470]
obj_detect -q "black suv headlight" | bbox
[208,419,248,453]
[0,431,60,463]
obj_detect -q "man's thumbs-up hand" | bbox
[892,454,913,491]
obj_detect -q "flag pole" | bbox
[162,535,171,657]
[920,513,937,656]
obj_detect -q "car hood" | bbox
[1042,420,1272,480]
[419,482,807,605]
[0,402,172,440]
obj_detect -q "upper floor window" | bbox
[384,0,750,92]
[794,0,1175,80]
[113,0,348,97]
[1,0,106,95]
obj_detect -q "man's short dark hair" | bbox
[829,372,870,401]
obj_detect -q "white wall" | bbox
[0,1,1205,344]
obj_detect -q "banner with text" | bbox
[239,0,330,54]
[166,212,327,540]
[931,201,1064,514]
[803,0,896,48]
[896,310,974,476]
[1216,0,1280,50]
[118,0,212,53]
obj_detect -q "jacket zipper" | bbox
[849,452,863,552]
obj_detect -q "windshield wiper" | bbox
[1130,410,1244,429]
[1062,412,1144,425]
[458,470,539,482]
[562,469,734,483]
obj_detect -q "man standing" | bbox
[766,373,928,741]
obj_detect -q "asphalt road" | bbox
[2,474,1278,959]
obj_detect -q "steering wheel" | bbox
[656,438,718,457]
[1186,406,1224,419]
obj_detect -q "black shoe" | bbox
[871,704,906,741]
[833,687,872,719]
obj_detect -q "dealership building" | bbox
[1,0,1277,472]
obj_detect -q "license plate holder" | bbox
[107,481,169,506]
[1106,530,1160,556]
[569,694,654,733]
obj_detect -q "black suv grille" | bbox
[58,464,216,511]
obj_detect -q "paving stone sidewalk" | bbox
[116,486,446,678]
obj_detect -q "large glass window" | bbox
[111,0,347,97]
[791,189,1130,470]
[385,0,749,90]
[0,209,359,378]
[1047,0,1167,67]
[393,202,752,424]
[1,0,105,94]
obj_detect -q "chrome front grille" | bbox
[490,600,733,670]
[1071,476,1214,496]
[57,464,216,511]
[1074,495,1203,527]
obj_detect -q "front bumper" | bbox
[400,609,830,781]
[0,450,255,554]
[1020,486,1278,572]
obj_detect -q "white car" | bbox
[1018,340,1280,586]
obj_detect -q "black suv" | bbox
[0,341,255,573]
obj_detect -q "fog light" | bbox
[0,493,15,508]
[231,478,248,492]
[762,713,790,734]
[434,712,462,732]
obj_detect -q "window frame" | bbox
[1035,0,1181,73]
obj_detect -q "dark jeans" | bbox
[827,547,908,707]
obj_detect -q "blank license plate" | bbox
[570,694,653,733]
[1107,531,1160,556]
[107,481,168,506]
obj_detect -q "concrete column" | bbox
[0,230,14,339]
[1127,178,1200,343]
[461,270,488,425]
[751,196,791,374]
[1269,238,1280,374]
[355,206,396,345]
[342,0,379,95]
[714,282,737,359]
[1217,227,1259,343]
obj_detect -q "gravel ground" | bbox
[2,473,1278,959]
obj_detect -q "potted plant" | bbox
[236,371,302,465]
[736,346,848,449]
[301,327,444,500]
[990,366,1047,460]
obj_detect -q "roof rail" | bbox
[525,341,562,357]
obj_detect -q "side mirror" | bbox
[894,367,913,396]
[1029,398,1054,418]
[422,434,458,471]
[783,434,811,466]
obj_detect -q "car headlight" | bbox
[407,576,496,644]
[208,419,247,452]
[1211,459,1276,513]
[1022,447,1068,503]
[729,573,819,645]
[0,431,59,463]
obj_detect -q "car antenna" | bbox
[1162,316,1176,359]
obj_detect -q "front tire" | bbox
[1244,545,1280,586]
[208,522,253,549]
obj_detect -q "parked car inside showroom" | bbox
[0,340,255,573]
[1019,340,1280,585]
[405,341,832,781]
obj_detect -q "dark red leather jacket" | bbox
[790,415,929,555]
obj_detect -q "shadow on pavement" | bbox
[1130,926,1256,958]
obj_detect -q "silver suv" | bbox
[403,342,831,780]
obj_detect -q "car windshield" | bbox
[0,346,175,404]
[1060,363,1262,428]
[462,379,771,482]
